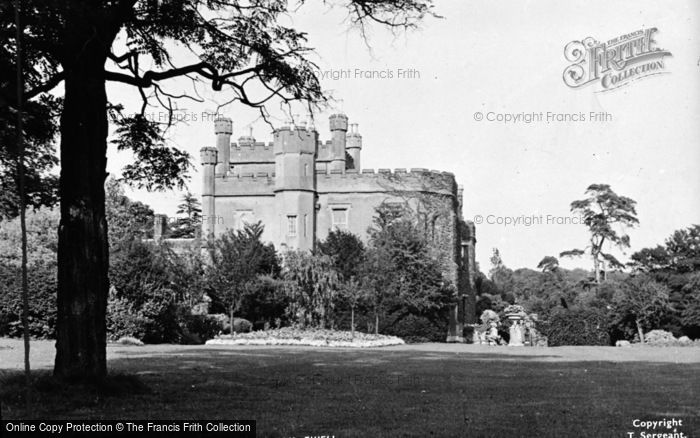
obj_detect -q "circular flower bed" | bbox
[205,327,405,348]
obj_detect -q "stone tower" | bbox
[346,123,362,170]
[214,117,232,176]
[200,146,218,238]
[273,124,317,250]
[329,113,348,171]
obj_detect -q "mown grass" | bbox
[1,344,699,437]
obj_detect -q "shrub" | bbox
[0,262,57,339]
[106,294,149,341]
[541,308,611,346]
[181,314,224,343]
[115,336,144,346]
[106,286,183,343]
[212,314,253,334]
[382,313,447,343]
[644,329,677,345]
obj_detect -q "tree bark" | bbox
[593,255,600,283]
[53,32,111,381]
[636,318,645,344]
[15,0,31,411]
[350,306,355,339]
[375,311,379,335]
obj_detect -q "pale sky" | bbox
[107,0,700,272]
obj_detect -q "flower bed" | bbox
[205,327,405,348]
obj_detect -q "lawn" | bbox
[1,339,699,437]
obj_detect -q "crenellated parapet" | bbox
[273,126,317,155]
[230,142,275,164]
[200,147,218,165]
[214,172,276,196]
[315,167,458,197]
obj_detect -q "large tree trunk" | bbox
[54,32,111,381]
[593,255,600,283]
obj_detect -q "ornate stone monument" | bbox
[504,304,526,347]
[507,317,525,347]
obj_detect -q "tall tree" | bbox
[365,203,453,333]
[317,229,365,281]
[561,184,639,283]
[283,250,339,329]
[360,247,395,334]
[207,221,278,333]
[629,224,700,338]
[1,0,435,380]
[171,191,201,238]
[537,256,559,273]
[613,275,671,343]
[105,177,154,245]
[0,96,60,219]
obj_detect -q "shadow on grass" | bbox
[2,347,699,437]
[0,371,151,419]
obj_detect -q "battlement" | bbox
[230,141,275,164]
[314,167,457,196]
[273,126,317,154]
[200,147,218,165]
[215,171,276,196]
[329,113,349,131]
[221,171,275,179]
[214,117,233,135]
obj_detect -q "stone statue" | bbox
[508,320,524,347]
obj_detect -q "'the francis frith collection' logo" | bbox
[563,28,672,91]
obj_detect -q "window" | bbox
[331,208,348,231]
[303,214,308,237]
[287,215,297,236]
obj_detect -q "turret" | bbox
[214,117,232,176]
[329,113,348,171]
[238,126,255,148]
[346,123,362,170]
[200,147,218,237]
[273,124,317,250]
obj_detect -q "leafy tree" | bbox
[170,191,202,238]
[561,184,639,283]
[338,278,364,338]
[104,177,154,246]
[537,256,559,273]
[488,248,514,300]
[0,95,60,219]
[207,222,279,332]
[317,230,366,336]
[0,208,59,267]
[283,250,339,329]
[0,209,59,339]
[612,275,671,343]
[629,224,700,337]
[364,203,453,336]
[359,247,395,334]
[109,239,176,307]
[238,274,288,329]
[2,0,434,380]
[679,273,700,338]
[317,229,365,281]
[630,225,700,274]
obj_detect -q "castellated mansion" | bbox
[191,113,477,341]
